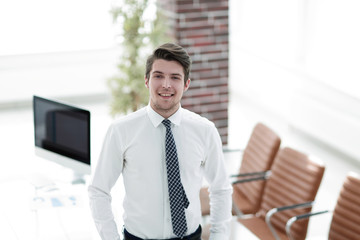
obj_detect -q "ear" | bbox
[184,78,191,91]
[145,75,149,88]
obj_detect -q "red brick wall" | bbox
[158,0,229,144]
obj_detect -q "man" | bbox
[88,43,232,240]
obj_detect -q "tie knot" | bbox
[162,119,172,129]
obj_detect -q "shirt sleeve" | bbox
[203,125,233,240]
[88,123,123,240]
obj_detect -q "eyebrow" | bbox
[152,71,164,75]
[152,71,182,77]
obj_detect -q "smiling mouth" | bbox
[159,93,174,97]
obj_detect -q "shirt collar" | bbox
[146,104,183,128]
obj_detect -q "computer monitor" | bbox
[33,95,91,184]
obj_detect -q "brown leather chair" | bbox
[237,147,325,240]
[200,122,281,216]
[285,171,360,240]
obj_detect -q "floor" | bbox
[1,95,360,239]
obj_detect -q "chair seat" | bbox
[239,217,288,240]
[235,147,325,240]
[328,172,360,239]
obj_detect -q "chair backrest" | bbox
[329,172,360,240]
[258,147,325,240]
[234,123,281,212]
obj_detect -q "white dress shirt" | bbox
[88,105,232,240]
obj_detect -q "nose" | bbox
[162,76,171,89]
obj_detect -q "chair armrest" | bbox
[265,201,314,240]
[232,175,268,184]
[285,210,330,240]
[269,201,314,213]
[222,147,242,153]
[230,170,270,178]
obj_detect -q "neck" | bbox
[150,103,180,119]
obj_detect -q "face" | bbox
[145,59,190,118]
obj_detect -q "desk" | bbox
[0,97,120,240]
[0,178,100,240]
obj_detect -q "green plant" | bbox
[108,0,172,116]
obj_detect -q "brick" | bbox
[158,0,229,144]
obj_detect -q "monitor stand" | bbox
[71,172,86,185]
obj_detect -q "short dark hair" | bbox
[145,43,191,83]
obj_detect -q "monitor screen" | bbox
[33,95,91,180]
